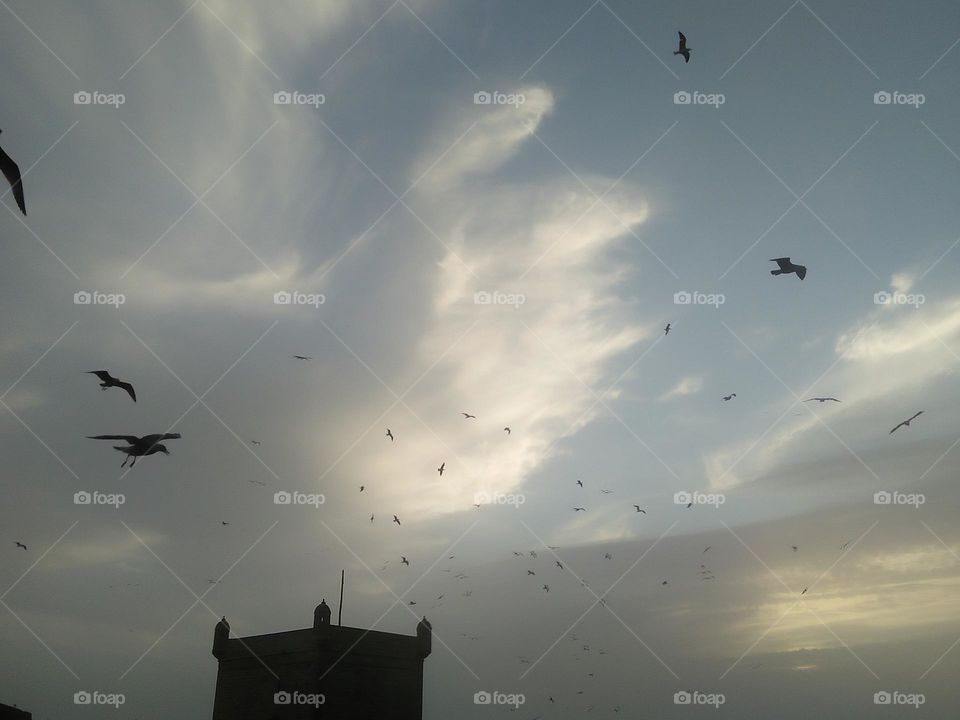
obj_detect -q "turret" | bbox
[314,599,331,629]
[416,616,432,658]
[212,616,230,658]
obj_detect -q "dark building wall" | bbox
[211,606,431,720]
[0,704,31,720]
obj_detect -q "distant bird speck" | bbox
[437,462,445,476]
[805,397,840,403]
[15,541,27,551]
[386,428,394,441]
[504,427,511,434]
[890,411,923,434]
[393,515,401,526]
[292,355,312,360]
[722,393,736,401]
[633,505,646,514]
[664,322,671,335]
[87,371,136,402]
[461,412,476,419]
[401,556,409,566]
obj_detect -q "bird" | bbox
[14,541,27,551]
[722,393,736,401]
[393,515,401,525]
[603,553,612,560]
[674,32,691,62]
[292,355,312,360]
[407,600,416,605]
[437,462,445,476]
[401,556,409,566]
[576,480,583,488]
[770,257,806,280]
[543,584,550,592]
[503,427,511,434]
[512,551,522,557]
[87,433,181,467]
[529,551,538,558]
[685,502,694,509]
[386,429,394,441]
[370,514,375,523]
[792,545,798,552]
[633,505,646,514]
[573,507,586,512]
[703,546,711,553]
[664,322,671,335]
[661,580,668,586]
[890,411,923,434]
[0,130,26,215]
[805,397,841,403]
[801,587,808,595]
[461,412,476,419]
[250,440,261,446]
[359,486,364,492]
[601,489,613,494]
[527,570,536,576]
[555,560,563,569]
[221,521,229,526]
[86,371,136,402]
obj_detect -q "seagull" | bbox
[461,412,476,419]
[221,521,229,526]
[437,462,445,476]
[503,427,511,434]
[87,371,136,402]
[543,584,550,592]
[393,515,401,526]
[250,440,261,446]
[685,502,694,509]
[359,486,364,492]
[703,546,711,553]
[292,355,312,360]
[890,411,923,434]
[770,257,806,280]
[576,480,583,488]
[674,32,691,62]
[386,429,394,441]
[0,130,26,215]
[14,542,27,551]
[370,514,375,523]
[633,505,646,514]
[664,322,671,335]
[805,397,841,403]
[801,587,808,595]
[573,507,586,512]
[661,580,668,586]
[603,553,612,560]
[529,551,538,558]
[555,560,563,569]
[722,393,736,401]
[401,556,409,566]
[527,570,536,576]
[87,433,181,467]
[408,601,416,605]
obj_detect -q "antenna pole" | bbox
[338,569,344,626]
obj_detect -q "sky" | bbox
[1,0,960,717]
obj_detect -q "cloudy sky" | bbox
[2,0,960,717]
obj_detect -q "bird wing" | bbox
[678,31,687,49]
[681,50,690,62]
[88,434,140,443]
[889,421,905,434]
[117,381,137,402]
[770,257,791,270]
[910,411,924,422]
[0,145,25,215]
[88,370,114,382]
[138,433,181,445]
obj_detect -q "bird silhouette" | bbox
[801,587,808,595]
[393,515,401,525]
[0,130,26,215]
[573,507,586,512]
[543,584,550,592]
[250,440,261,446]
[805,397,840,403]
[633,505,646,514]
[770,257,806,280]
[359,486,364,492]
[576,480,583,488]
[370,514,375,523]
[14,541,27,551]
[221,521,229,526]
[890,411,923,434]
[87,433,181,467]
[503,427,511,434]
[462,412,476,419]
[555,560,563,569]
[792,545,798,552]
[87,371,136,402]
[722,393,736,401]
[674,32,691,62]
[437,462,445,476]
[386,428,394,441]
[401,556,409,566]
[527,570,535,576]
[664,322,671,335]
[292,355,312,360]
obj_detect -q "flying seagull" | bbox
[87,371,136,402]
[543,584,550,592]
[503,427,511,435]
[801,587,808,595]
[664,322,671,335]
[674,32,691,62]
[527,570,535,576]
[792,545,798,552]
[14,541,27,551]
[722,393,736,401]
[555,560,563,569]
[87,433,181,467]
[221,521,229,526]
[770,257,806,280]
[633,505,646,513]
[393,515,401,525]
[370,514,375,523]
[401,556,409,566]
[292,355,312,360]
[890,411,923,434]
[0,130,26,215]
[805,397,841,403]
[437,462,445,476]
[461,412,476,419]
[386,428,394,441]
[576,480,583,488]
[250,440,261,446]
[703,546,711,554]
[359,486,364,492]
[573,507,586,512]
